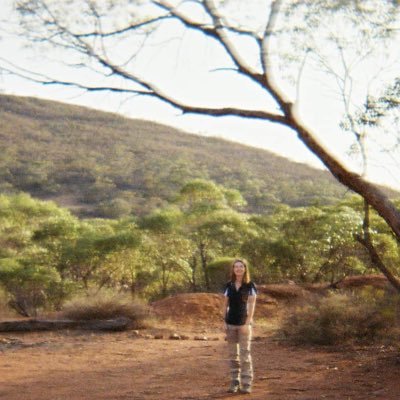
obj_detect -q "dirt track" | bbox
[1,326,399,400]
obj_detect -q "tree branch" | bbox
[153,1,267,90]
[284,105,400,241]
[354,200,400,292]
[75,15,172,38]
[259,0,293,114]
[0,57,286,123]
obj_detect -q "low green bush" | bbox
[0,259,64,317]
[280,289,399,345]
[207,257,234,291]
[61,290,150,328]
[0,288,18,319]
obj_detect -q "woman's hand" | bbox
[239,324,251,334]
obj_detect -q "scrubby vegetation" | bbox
[0,187,399,321]
[1,95,400,328]
[61,290,150,328]
[0,94,363,218]
[280,289,400,345]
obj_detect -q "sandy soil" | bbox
[1,324,399,400]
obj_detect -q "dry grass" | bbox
[336,274,390,289]
[61,290,150,329]
[258,283,308,300]
[0,290,19,320]
[280,289,399,345]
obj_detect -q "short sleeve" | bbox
[249,282,257,296]
[223,282,230,296]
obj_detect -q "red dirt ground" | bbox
[1,288,399,400]
[1,328,399,400]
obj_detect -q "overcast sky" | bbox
[1,0,400,190]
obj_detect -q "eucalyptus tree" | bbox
[57,218,141,290]
[4,0,400,288]
[0,193,77,315]
[342,196,400,279]
[139,206,193,296]
[243,204,366,283]
[176,179,250,289]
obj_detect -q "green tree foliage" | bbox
[0,193,72,315]
[139,207,192,297]
[105,245,157,298]
[341,196,400,278]
[0,258,60,317]
[0,193,141,314]
[1,183,400,311]
[176,179,250,290]
[54,219,141,289]
[207,257,235,292]
[242,203,368,283]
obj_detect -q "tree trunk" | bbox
[190,254,198,292]
[355,200,400,292]
[0,317,133,332]
[161,263,168,297]
[199,242,210,290]
[130,281,136,295]
[287,109,400,241]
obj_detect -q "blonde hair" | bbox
[230,259,250,283]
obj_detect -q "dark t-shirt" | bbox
[223,281,257,326]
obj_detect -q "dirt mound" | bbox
[259,275,392,300]
[150,276,393,325]
[303,274,392,293]
[151,291,278,325]
[336,274,390,289]
[258,283,307,300]
[151,293,224,324]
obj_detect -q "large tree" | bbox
[3,0,400,287]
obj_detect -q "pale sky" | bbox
[1,0,400,190]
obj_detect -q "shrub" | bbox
[280,289,399,345]
[0,258,63,317]
[95,198,133,219]
[61,290,150,328]
[0,288,18,319]
[207,257,234,291]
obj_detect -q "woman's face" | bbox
[233,261,246,279]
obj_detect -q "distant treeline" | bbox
[1,180,399,317]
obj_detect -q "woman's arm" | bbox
[245,295,256,325]
[222,295,228,321]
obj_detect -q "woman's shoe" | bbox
[240,385,252,394]
[228,380,240,393]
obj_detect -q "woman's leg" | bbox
[226,325,240,389]
[238,324,253,391]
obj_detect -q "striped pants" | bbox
[226,324,253,387]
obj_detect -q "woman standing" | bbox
[223,259,257,394]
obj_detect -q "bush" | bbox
[207,257,235,292]
[0,259,63,317]
[61,290,150,328]
[0,288,18,319]
[95,198,133,219]
[280,289,399,345]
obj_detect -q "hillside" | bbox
[0,94,392,217]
